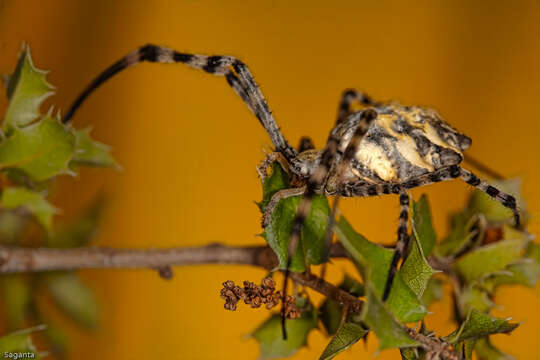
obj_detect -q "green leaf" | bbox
[400,347,423,360]
[0,326,44,358]
[320,322,368,360]
[259,162,290,211]
[0,115,76,181]
[454,237,528,283]
[320,298,342,336]
[361,284,419,350]
[252,302,318,360]
[47,195,105,248]
[475,337,514,360]
[262,162,330,271]
[421,277,443,307]
[42,272,99,328]
[335,217,426,322]
[1,275,32,329]
[4,43,55,129]
[400,228,435,298]
[70,127,117,168]
[449,309,519,343]
[455,339,476,360]
[1,187,57,230]
[411,195,436,256]
[320,275,364,336]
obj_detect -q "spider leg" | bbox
[383,190,410,301]
[463,154,505,180]
[281,127,341,339]
[64,44,297,161]
[297,136,315,152]
[336,88,379,125]
[459,167,520,228]
[261,187,307,228]
[324,109,378,257]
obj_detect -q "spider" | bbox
[64,44,521,338]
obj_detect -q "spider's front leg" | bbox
[64,44,297,161]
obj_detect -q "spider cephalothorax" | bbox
[64,44,521,339]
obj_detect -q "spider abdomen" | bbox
[346,105,470,182]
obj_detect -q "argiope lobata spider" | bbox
[64,44,521,339]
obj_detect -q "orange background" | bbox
[1,1,540,359]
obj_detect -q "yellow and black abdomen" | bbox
[351,105,469,183]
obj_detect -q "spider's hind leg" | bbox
[459,167,521,228]
[336,88,380,125]
[383,190,411,301]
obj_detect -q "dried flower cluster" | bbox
[220,278,301,319]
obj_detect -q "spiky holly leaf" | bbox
[3,43,54,129]
[0,325,44,358]
[0,115,76,181]
[401,225,435,298]
[361,284,419,351]
[335,217,426,322]
[320,322,368,360]
[448,309,518,343]
[0,187,57,230]
[261,162,330,271]
[41,272,99,328]
[458,284,494,314]
[454,235,528,283]
[70,127,117,168]
[475,337,514,360]
[252,300,317,360]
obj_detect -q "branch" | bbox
[0,243,361,310]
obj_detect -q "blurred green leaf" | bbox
[335,217,426,322]
[411,195,436,256]
[0,326,43,358]
[42,272,98,328]
[1,187,57,230]
[400,347,423,360]
[449,309,518,343]
[435,213,478,257]
[3,43,54,129]
[252,301,317,360]
[320,322,367,360]
[475,337,514,360]
[70,127,117,168]
[1,275,32,329]
[459,285,494,314]
[0,115,76,181]
[262,162,330,271]
[0,209,29,244]
[339,274,364,297]
[421,277,443,307]
[361,285,419,350]
[454,237,528,283]
[47,195,105,248]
